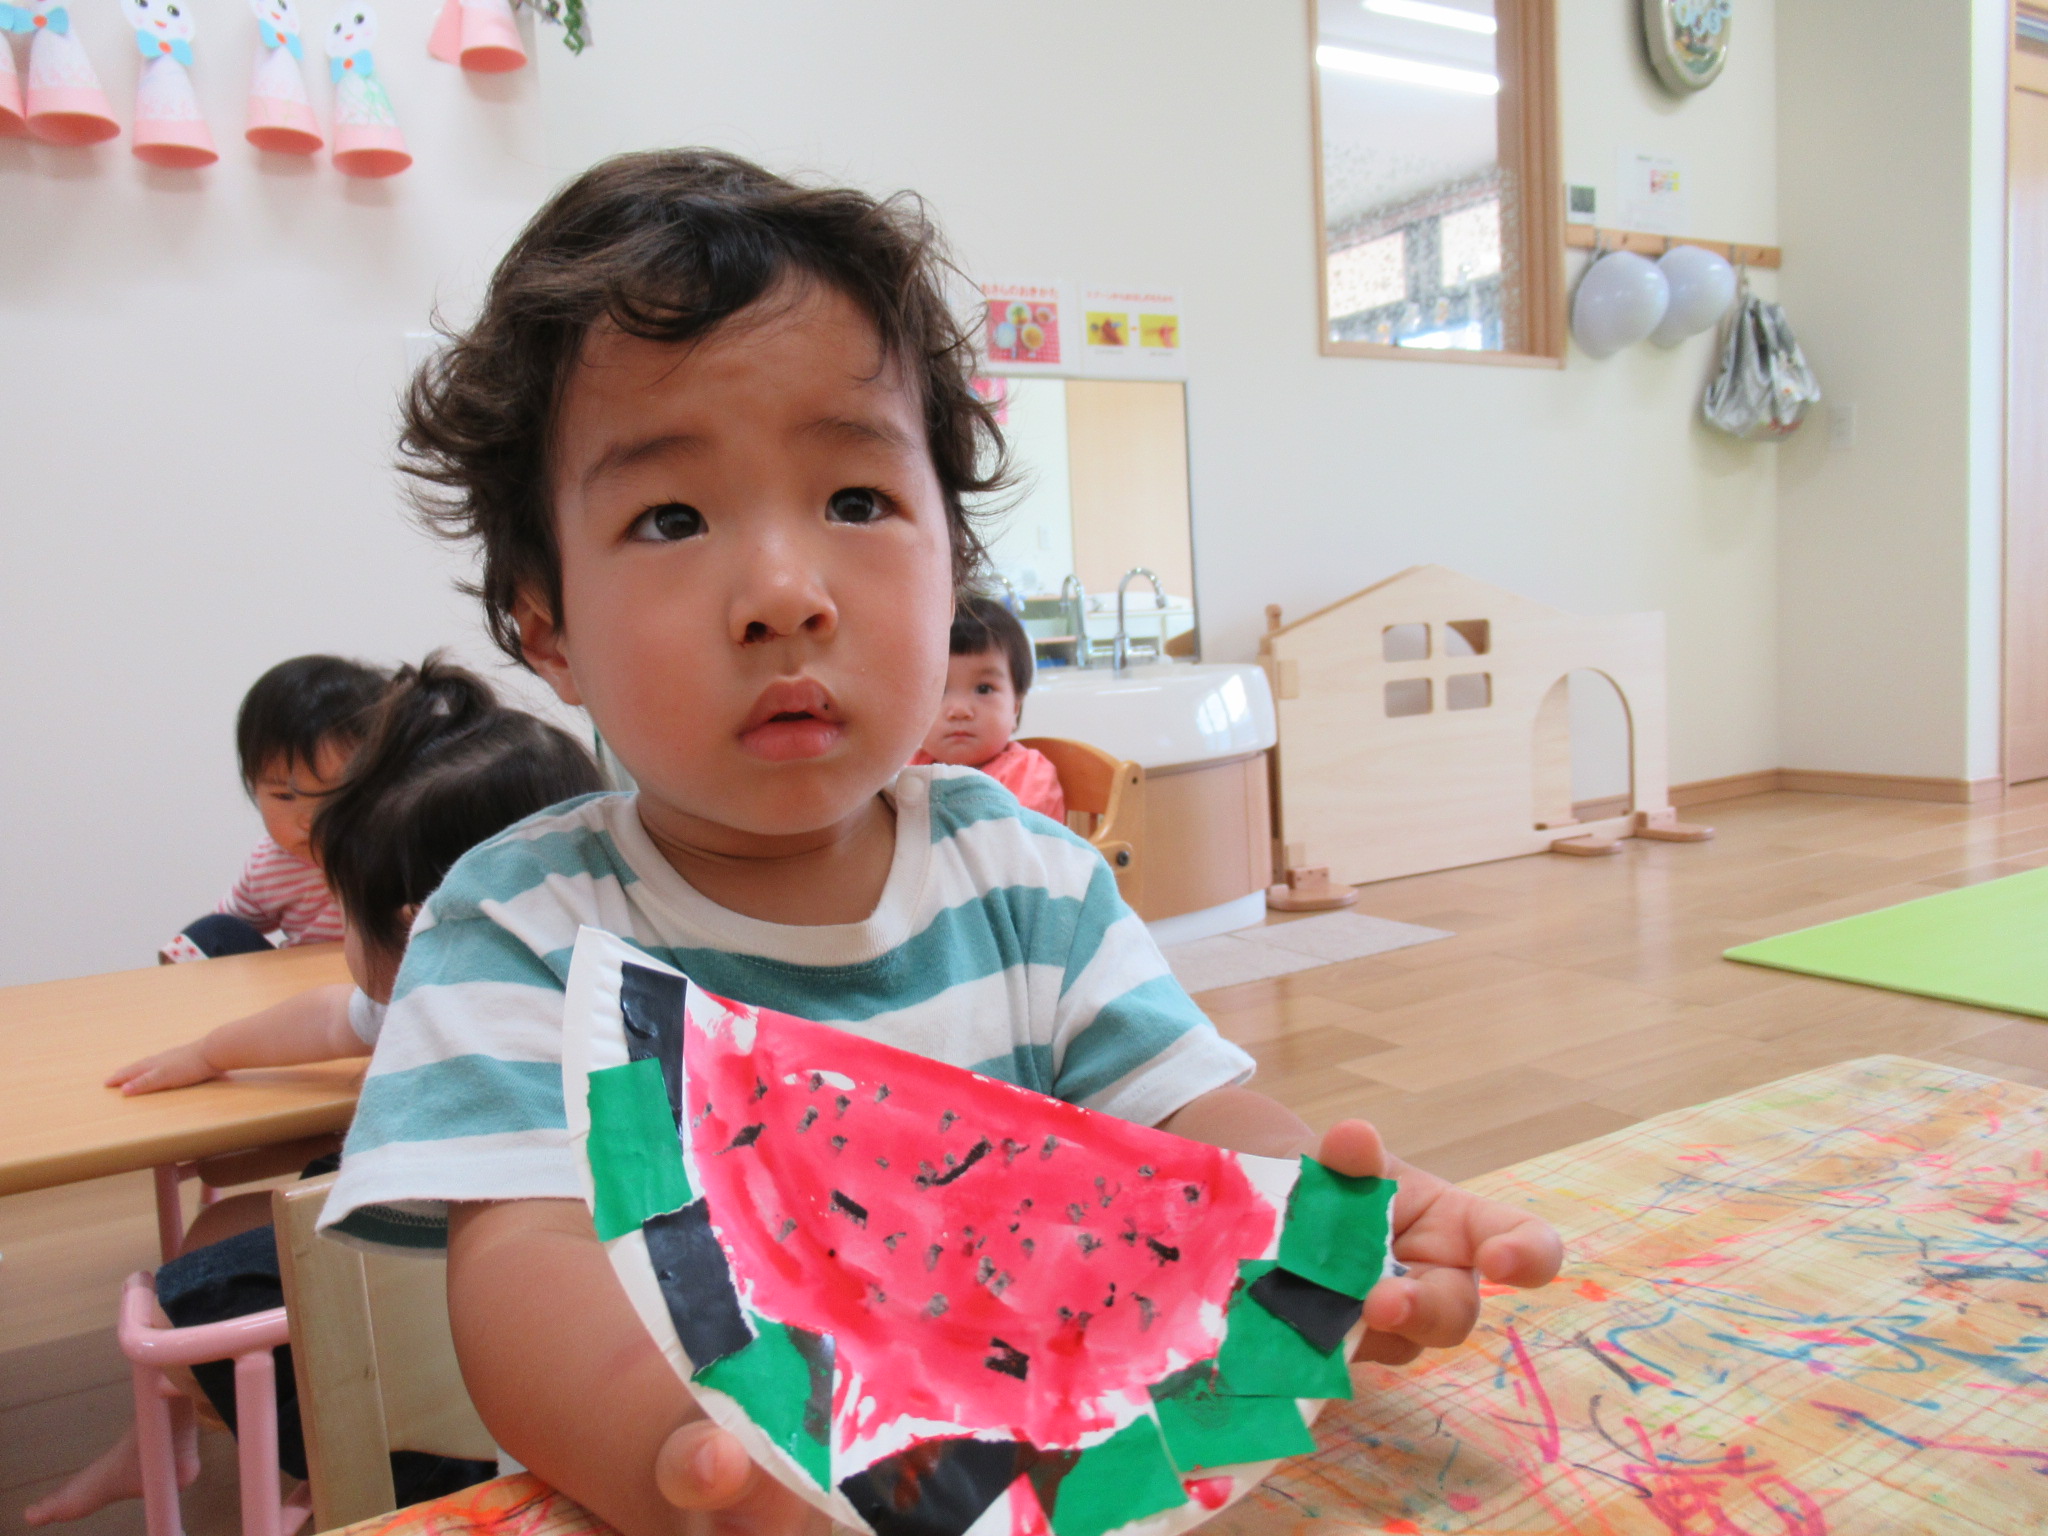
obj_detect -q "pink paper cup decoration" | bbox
[428,0,524,73]
[245,0,320,153]
[124,0,216,168]
[0,20,27,136]
[324,3,408,177]
[22,2,119,146]
[563,929,1394,1536]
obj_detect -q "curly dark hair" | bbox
[399,148,1007,666]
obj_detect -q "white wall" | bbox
[1775,0,2007,782]
[2,0,1789,986]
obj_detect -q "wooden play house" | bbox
[1260,565,1708,892]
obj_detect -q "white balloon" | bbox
[1649,244,1738,346]
[1571,251,1669,359]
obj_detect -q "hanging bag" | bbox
[1703,283,1821,439]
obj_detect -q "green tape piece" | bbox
[586,1059,692,1241]
[1044,1417,1188,1536]
[1217,1261,1352,1400]
[1275,1158,1395,1300]
[694,1321,832,1491]
[1148,1363,1316,1473]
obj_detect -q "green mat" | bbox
[1724,864,2048,1018]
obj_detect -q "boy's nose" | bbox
[732,553,837,645]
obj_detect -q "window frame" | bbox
[1307,0,1565,368]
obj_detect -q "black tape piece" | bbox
[790,1328,836,1447]
[642,1200,752,1370]
[619,962,688,1123]
[1250,1264,1366,1355]
[840,1437,1036,1536]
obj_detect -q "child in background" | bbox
[159,655,390,963]
[912,593,1065,820]
[316,148,1562,1536]
[26,657,602,1528]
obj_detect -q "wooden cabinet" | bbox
[1125,752,1272,922]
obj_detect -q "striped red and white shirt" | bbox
[217,838,344,946]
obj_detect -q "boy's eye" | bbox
[826,487,889,525]
[975,683,997,695]
[629,502,707,543]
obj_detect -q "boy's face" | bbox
[525,283,955,844]
[251,738,350,865]
[920,651,1019,769]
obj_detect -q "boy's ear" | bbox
[513,589,583,707]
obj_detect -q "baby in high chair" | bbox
[912,592,1065,821]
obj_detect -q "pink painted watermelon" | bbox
[563,929,1396,1536]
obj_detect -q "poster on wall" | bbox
[1082,286,1186,378]
[979,281,1068,372]
[1617,151,1687,236]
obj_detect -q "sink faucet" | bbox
[1060,574,1090,670]
[1114,567,1168,673]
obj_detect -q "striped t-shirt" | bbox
[320,766,1253,1249]
[161,838,344,960]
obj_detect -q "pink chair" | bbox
[116,1271,313,1536]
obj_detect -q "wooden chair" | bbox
[271,1174,497,1532]
[1017,736,1147,908]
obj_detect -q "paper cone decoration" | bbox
[246,0,319,152]
[0,25,27,137]
[324,4,408,177]
[23,3,119,145]
[124,1,216,168]
[428,0,523,73]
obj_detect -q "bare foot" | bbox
[22,1418,200,1526]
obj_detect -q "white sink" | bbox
[1019,663,1277,769]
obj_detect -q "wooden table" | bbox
[325,1055,2048,1536]
[0,945,360,1200]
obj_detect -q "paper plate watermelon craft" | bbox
[563,928,1397,1536]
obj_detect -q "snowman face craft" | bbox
[250,0,304,54]
[325,5,375,61]
[124,0,195,63]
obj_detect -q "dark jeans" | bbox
[155,1159,494,1504]
[177,914,276,958]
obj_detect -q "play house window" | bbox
[1446,619,1491,656]
[1385,678,1433,717]
[1382,623,1430,662]
[1446,672,1492,710]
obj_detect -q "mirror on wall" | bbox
[977,379,1196,669]
[1310,0,1562,362]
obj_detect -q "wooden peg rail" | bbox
[1565,223,1782,269]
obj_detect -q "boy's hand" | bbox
[1316,1119,1563,1366]
[653,1418,832,1536]
[106,1042,221,1095]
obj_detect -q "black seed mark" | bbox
[1136,1294,1157,1330]
[723,1123,764,1152]
[918,1138,992,1188]
[978,1258,996,1284]
[883,1232,904,1251]
[690,1105,712,1129]
[751,1078,769,1102]
[874,1084,891,1102]
[1095,1176,1107,1189]
[870,1287,887,1305]
[809,1073,823,1091]
[829,1135,847,1153]
[875,1156,890,1170]
[1020,1238,1035,1257]
[833,1093,850,1118]
[1015,1198,1034,1213]
[1147,1237,1181,1264]
[925,1294,948,1317]
[988,1270,1014,1296]
[831,1191,868,1226]
[926,1243,945,1272]
[777,1218,797,1242]
[797,1106,818,1133]
[1041,1135,1059,1159]
[1067,1203,1086,1222]
[939,1110,959,1134]
[1104,1282,1118,1308]
[1001,1138,1027,1165]
[1057,1306,1072,1322]
[1077,1232,1103,1255]
[1008,1222,1020,1234]
[1138,1164,1155,1178]
[1183,1184,1201,1203]
[944,1152,959,1167]
[984,1339,1029,1379]
[1119,1220,1140,1246]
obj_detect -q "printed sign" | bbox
[1082,287,1186,378]
[981,282,1066,370]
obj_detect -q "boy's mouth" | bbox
[739,678,845,763]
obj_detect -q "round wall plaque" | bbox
[1642,0,1730,92]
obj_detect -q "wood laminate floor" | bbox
[6,788,2048,1534]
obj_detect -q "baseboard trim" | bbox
[1667,768,2006,808]
[1570,793,1633,822]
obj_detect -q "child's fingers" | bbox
[654,1420,756,1511]
[105,1062,145,1087]
[1361,1264,1480,1349]
[1313,1118,1388,1180]
[1476,1223,1565,1289]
